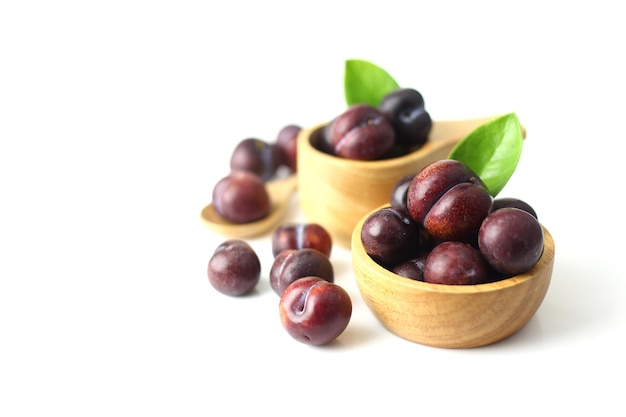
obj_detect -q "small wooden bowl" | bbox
[351,206,556,349]
[297,117,502,248]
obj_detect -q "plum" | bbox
[492,197,538,219]
[271,223,332,258]
[379,88,432,149]
[391,251,428,281]
[230,138,282,181]
[269,248,334,296]
[479,207,544,276]
[360,206,423,267]
[275,124,301,172]
[279,276,352,345]
[328,104,395,160]
[424,182,493,244]
[207,240,261,296]
[389,173,416,211]
[407,159,492,244]
[424,241,489,285]
[212,170,270,224]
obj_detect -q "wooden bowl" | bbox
[296,117,501,248]
[351,206,556,349]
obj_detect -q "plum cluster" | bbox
[211,124,301,224]
[207,123,352,345]
[361,159,544,285]
[268,224,353,347]
[207,222,352,346]
[318,88,432,160]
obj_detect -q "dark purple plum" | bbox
[390,173,416,210]
[424,241,489,285]
[276,124,301,172]
[328,104,395,160]
[392,251,428,281]
[269,248,334,296]
[212,170,270,224]
[379,88,432,149]
[230,138,282,181]
[479,207,544,276]
[207,240,261,296]
[360,206,422,267]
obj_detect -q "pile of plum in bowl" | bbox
[351,156,555,349]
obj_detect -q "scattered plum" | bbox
[269,248,334,296]
[207,240,261,296]
[272,223,332,258]
[279,276,352,345]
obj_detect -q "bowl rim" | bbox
[351,204,556,295]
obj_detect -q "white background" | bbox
[1,1,624,416]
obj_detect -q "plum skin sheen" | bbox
[478,207,544,276]
[279,276,352,345]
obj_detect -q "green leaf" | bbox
[448,113,524,197]
[344,59,400,107]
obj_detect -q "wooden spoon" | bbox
[200,174,298,238]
